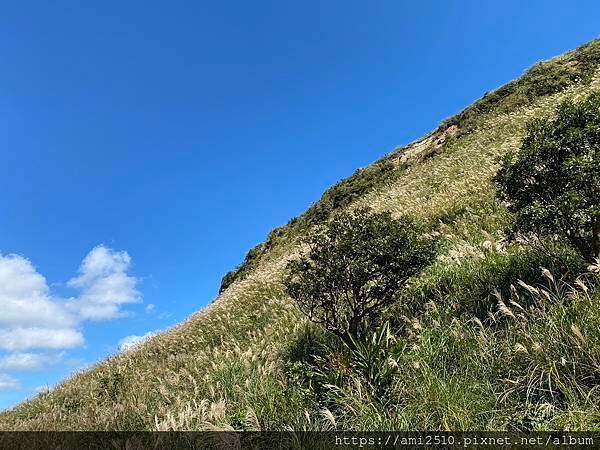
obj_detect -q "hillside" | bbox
[2,38,600,431]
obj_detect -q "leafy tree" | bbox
[494,92,600,262]
[284,208,435,346]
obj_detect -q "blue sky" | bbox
[0,0,599,409]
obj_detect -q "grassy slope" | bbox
[2,39,600,431]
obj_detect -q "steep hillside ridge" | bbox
[2,38,600,431]
[219,39,600,292]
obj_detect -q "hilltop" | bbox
[2,38,600,431]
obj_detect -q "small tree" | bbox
[284,208,435,346]
[494,92,600,262]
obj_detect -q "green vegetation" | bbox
[495,91,600,262]
[284,208,435,346]
[220,39,600,293]
[287,265,600,430]
[2,38,600,432]
[439,39,600,135]
[220,160,401,293]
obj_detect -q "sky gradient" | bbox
[1,0,599,409]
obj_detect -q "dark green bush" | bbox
[284,207,435,346]
[494,91,600,262]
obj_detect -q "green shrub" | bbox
[494,91,600,262]
[284,207,435,346]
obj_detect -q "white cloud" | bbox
[0,328,84,352]
[0,254,75,329]
[0,352,63,371]
[145,303,155,313]
[68,246,141,320]
[0,253,82,352]
[0,245,143,403]
[0,246,141,351]
[0,373,20,391]
[118,331,157,352]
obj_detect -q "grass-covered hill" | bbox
[2,38,600,431]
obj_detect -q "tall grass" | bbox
[287,262,600,431]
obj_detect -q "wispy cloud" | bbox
[0,374,20,391]
[0,329,84,352]
[0,352,63,371]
